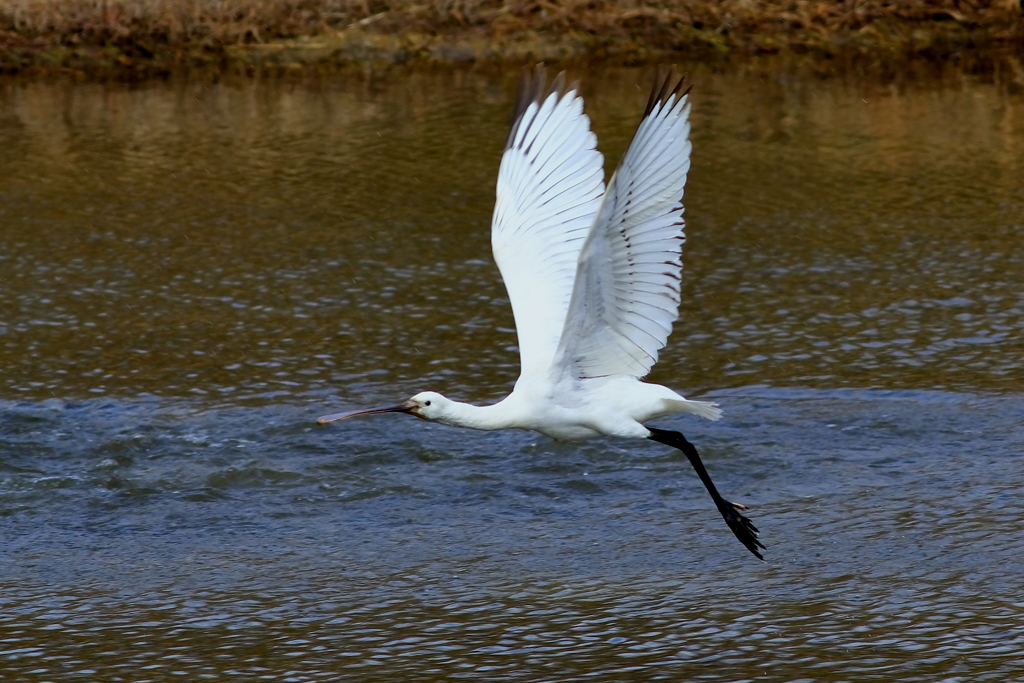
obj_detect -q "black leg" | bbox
[648,427,765,560]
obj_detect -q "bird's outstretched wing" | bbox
[492,66,606,381]
[554,70,693,380]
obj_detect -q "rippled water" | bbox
[2,64,1024,681]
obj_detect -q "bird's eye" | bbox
[424,400,432,406]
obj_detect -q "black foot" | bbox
[648,426,765,560]
[716,497,764,561]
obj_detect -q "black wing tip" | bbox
[643,66,692,118]
[507,63,577,149]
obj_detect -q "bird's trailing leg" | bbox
[648,427,765,560]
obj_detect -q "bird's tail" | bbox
[674,399,723,421]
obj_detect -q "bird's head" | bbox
[318,391,452,425]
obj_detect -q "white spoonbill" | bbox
[319,66,764,560]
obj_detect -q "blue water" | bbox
[3,388,1024,680]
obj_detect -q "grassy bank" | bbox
[2,0,1023,77]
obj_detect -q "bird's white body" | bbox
[320,67,765,559]
[322,67,719,440]
[412,377,721,441]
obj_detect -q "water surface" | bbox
[1,64,1023,681]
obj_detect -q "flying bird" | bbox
[319,66,764,560]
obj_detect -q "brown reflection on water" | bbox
[4,574,1023,681]
[1,66,1023,406]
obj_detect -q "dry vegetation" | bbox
[2,0,1023,75]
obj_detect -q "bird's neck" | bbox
[441,399,518,432]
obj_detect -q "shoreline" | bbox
[2,1,1023,79]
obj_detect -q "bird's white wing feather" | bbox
[554,73,692,380]
[492,67,606,380]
